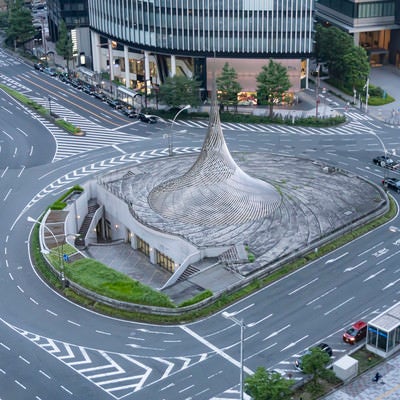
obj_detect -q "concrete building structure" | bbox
[87,0,315,100]
[46,0,91,68]
[316,0,400,67]
[367,302,400,358]
[65,97,387,291]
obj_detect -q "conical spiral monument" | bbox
[148,91,281,227]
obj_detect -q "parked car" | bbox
[82,84,95,95]
[343,320,367,344]
[43,67,57,76]
[139,113,158,123]
[70,79,83,90]
[106,98,123,109]
[294,343,333,370]
[120,107,138,118]
[33,62,44,71]
[382,177,400,193]
[58,73,71,84]
[373,155,400,170]
[93,91,107,101]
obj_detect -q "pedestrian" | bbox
[373,372,382,383]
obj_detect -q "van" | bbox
[343,320,367,344]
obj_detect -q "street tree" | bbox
[315,24,354,81]
[56,20,73,73]
[6,0,35,51]
[216,62,242,111]
[342,46,370,92]
[256,60,291,117]
[159,75,201,109]
[244,367,293,400]
[301,347,335,390]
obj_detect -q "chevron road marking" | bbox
[0,320,211,398]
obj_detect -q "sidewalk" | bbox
[322,353,400,400]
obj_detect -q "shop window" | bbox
[156,251,174,272]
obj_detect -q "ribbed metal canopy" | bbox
[148,95,281,227]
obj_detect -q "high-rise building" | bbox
[316,0,400,67]
[88,0,315,99]
[46,0,91,67]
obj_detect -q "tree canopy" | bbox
[6,0,35,50]
[315,24,370,90]
[216,62,242,111]
[158,75,201,109]
[301,347,335,389]
[244,367,293,400]
[256,60,291,117]
[56,20,73,72]
[342,46,370,91]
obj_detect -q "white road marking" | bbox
[324,297,355,315]
[288,278,318,295]
[181,325,253,375]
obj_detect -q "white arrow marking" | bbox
[127,343,164,351]
[377,249,400,265]
[364,268,386,282]
[247,313,273,328]
[325,252,349,264]
[344,260,367,272]
[136,328,174,335]
[224,303,255,317]
[280,335,309,352]
[324,297,355,315]
[382,278,400,290]
[372,248,389,257]
[288,278,318,295]
[263,324,291,341]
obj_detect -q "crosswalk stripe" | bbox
[26,98,150,161]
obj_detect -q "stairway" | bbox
[75,201,99,248]
[177,265,200,282]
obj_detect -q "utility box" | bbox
[333,355,358,382]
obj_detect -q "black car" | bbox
[382,177,400,193]
[120,107,138,118]
[294,343,333,370]
[70,79,83,90]
[58,73,71,84]
[93,91,107,101]
[373,155,400,170]
[82,85,95,95]
[138,113,158,123]
[33,62,44,71]
[107,99,124,109]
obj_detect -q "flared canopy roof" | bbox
[148,95,281,227]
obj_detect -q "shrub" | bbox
[178,290,213,307]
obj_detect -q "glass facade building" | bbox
[367,302,400,358]
[316,0,400,67]
[88,0,315,95]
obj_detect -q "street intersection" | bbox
[1,48,400,399]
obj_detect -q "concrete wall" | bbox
[94,183,200,266]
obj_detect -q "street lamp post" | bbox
[364,78,370,114]
[48,96,52,116]
[169,105,191,156]
[27,217,78,287]
[27,216,65,286]
[315,64,320,118]
[370,132,390,184]
[321,87,327,117]
[222,311,245,400]
[96,41,114,95]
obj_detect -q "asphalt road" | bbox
[1,47,400,399]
